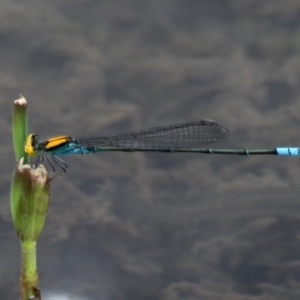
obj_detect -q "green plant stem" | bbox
[11,96,50,300]
[21,241,40,300]
[12,95,28,163]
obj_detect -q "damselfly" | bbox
[24,119,300,173]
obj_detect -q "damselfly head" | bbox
[25,134,39,157]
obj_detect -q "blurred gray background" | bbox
[2,1,300,299]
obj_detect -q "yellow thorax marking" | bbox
[44,136,69,151]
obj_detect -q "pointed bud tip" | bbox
[16,158,49,185]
